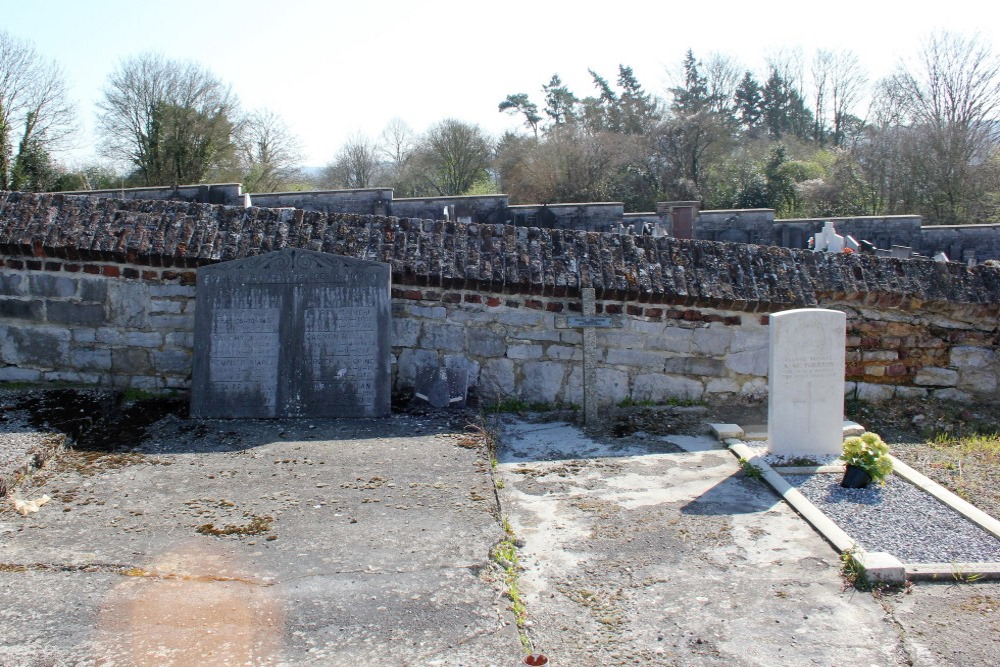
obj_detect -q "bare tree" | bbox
[703,52,743,118]
[236,108,302,192]
[411,119,494,196]
[883,32,1000,223]
[97,53,240,186]
[0,31,75,190]
[810,49,834,145]
[322,133,382,189]
[829,50,867,147]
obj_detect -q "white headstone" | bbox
[813,221,845,253]
[768,308,846,456]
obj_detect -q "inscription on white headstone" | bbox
[768,308,846,456]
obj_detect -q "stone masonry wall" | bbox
[1,192,999,404]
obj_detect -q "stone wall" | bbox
[2,192,998,404]
[248,188,393,215]
[921,224,1000,264]
[696,209,775,245]
[506,203,625,231]
[390,195,509,224]
[57,183,243,206]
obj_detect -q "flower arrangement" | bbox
[840,431,893,486]
[842,247,855,254]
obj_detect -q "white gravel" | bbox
[784,472,1000,564]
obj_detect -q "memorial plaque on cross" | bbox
[556,288,622,427]
[191,248,391,418]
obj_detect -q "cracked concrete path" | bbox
[497,419,908,666]
[0,413,519,666]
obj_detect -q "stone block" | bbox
[692,326,732,356]
[604,348,663,368]
[627,319,665,336]
[106,282,148,328]
[663,356,726,377]
[30,274,75,298]
[741,377,767,399]
[46,301,105,325]
[958,369,997,394]
[596,332,645,348]
[419,324,465,352]
[547,345,582,361]
[78,278,107,302]
[496,310,543,327]
[932,388,972,402]
[595,367,629,405]
[392,318,421,347]
[560,330,582,344]
[854,551,905,585]
[467,328,506,357]
[96,328,123,345]
[862,350,898,361]
[0,366,42,382]
[112,348,152,375]
[72,329,97,343]
[479,358,515,399]
[726,349,768,376]
[405,304,446,319]
[1,326,70,368]
[519,329,562,342]
[149,299,184,314]
[507,343,543,360]
[633,374,703,402]
[647,328,693,353]
[396,348,439,388]
[0,274,26,296]
[149,315,194,330]
[893,386,928,399]
[0,298,44,321]
[165,332,194,348]
[149,284,196,298]
[521,361,566,404]
[153,349,192,374]
[855,382,894,402]
[950,346,995,368]
[710,423,745,440]
[71,348,112,372]
[913,367,959,386]
[129,376,165,391]
[123,331,164,348]
[729,330,768,354]
[564,365,583,405]
[706,378,740,394]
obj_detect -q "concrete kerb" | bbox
[724,439,1000,584]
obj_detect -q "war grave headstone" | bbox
[767,308,846,456]
[191,248,391,418]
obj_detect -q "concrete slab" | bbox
[855,551,906,585]
[709,423,744,440]
[0,414,519,665]
[497,419,903,665]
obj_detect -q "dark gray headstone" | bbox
[414,366,468,409]
[191,248,390,418]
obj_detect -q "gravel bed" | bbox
[784,473,1000,563]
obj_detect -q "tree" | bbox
[411,119,494,196]
[0,31,74,190]
[881,32,1000,223]
[322,133,382,189]
[97,53,239,186]
[703,53,742,120]
[671,50,710,114]
[828,50,867,148]
[734,71,763,134]
[236,108,302,192]
[542,75,578,126]
[498,93,541,138]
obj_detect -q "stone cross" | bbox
[556,288,622,427]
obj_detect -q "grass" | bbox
[738,457,764,481]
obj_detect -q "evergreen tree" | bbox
[542,75,578,126]
[671,50,710,114]
[733,71,763,134]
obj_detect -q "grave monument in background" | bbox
[768,308,846,456]
[191,248,391,418]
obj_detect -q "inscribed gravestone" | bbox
[767,308,846,456]
[191,248,390,418]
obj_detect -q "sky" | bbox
[4,0,998,170]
